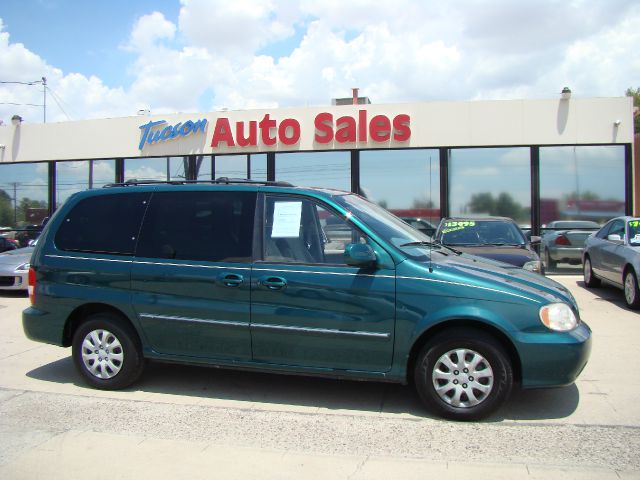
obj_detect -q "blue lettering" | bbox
[138,120,166,150]
[170,123,183,139]
[181,121,194,136]
[138,118,208,150]
[192,119,207,134]
[160,126,173,140]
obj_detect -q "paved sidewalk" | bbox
[1,276,639,479]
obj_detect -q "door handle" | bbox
[259,276,287,291]
[219,273,244,287]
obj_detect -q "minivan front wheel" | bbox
[72,313,144,390]
[414,329,513,421]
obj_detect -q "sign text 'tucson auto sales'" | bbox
[138,110,411,150]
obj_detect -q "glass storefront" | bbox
[275,151,350,191]
[448,147,531,226]
[0,143,632,273]
[360,149,440,233]
[0,162,48,228]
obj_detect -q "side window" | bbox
[55,193,150,255]
[136,191,256,263]
[608,220,625,239]
[595,222,612,239]
[263,196,365,265]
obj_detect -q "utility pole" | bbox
[10,182,18,226]
[42,77,47,123]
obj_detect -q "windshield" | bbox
[628,219,640,246]
[334,194,439,260]
[438,220,526,246]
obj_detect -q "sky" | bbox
[0,0,638,125]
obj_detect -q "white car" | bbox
[0,247,33,291]
[583,217,640,309]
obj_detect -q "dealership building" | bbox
[0,95,636,265]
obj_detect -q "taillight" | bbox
[28,267,36,305]
[554,235,571,246]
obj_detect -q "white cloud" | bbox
[126,11,177,52]
[1,1,639,125]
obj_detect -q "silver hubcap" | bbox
[81,329,124,379]
[584,259,592,283]
[432,348,494,408]
[625,273,637,305]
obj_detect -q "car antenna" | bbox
[429,153,433,273]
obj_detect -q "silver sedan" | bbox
[583,217,640,309]
[0,247,33,291]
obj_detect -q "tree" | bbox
[468,192,525,222]
[0,189,13,226]
[626,87,640,134]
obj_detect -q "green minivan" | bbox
[23,180,591,420]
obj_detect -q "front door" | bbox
[250,194,396,373]
[130,190,256,361]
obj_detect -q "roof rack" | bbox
[103,177,294,188]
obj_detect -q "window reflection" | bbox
[360,149,440,231]
[124,157,187,182]
[91,160,116,188]
[540,146,625,224]
[250,154,267,181]
[0,162,49,229]
[276,151,350,191]
[448,148,531,225]
[57,161,89,207]
[215,154,248,179]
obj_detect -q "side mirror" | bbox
[607,234,623,243]
[529,235,541,245]
[344,243,377,267]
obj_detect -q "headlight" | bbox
[523,260,542,272]
[539,303,578,331]
[15,263,30,272]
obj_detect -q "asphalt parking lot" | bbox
[0,276,639,479]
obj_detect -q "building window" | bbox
[124,156,188,182]
[540,146,625,225]
[215,154,248,179]
[0,162,49,229]
[448,147,531,226]
[275,151,350,191]
[360,149,440,232]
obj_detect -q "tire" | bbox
[414,328,513,421]
[72,313,145,390]
[544,249,557,270]
[583,256,601,288]
[624,269,640,310]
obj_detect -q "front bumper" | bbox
[516,322,592,388]
[0,272,28,291]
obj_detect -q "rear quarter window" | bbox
[54,193,150,255]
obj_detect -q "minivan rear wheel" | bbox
[414,328,513,421]
[72,313,144,390]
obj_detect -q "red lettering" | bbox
[335,116,356,143]
[259,114,277,146]
[358,110,367,142]
[392,114,411,141]
[369,115,391,142]
[210,118,235,147]
[314,112,334,144]
[236,121,257,147]
[278,118,301,145]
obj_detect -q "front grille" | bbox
[0,276,17,287]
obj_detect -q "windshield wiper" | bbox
[399,241,462,255]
